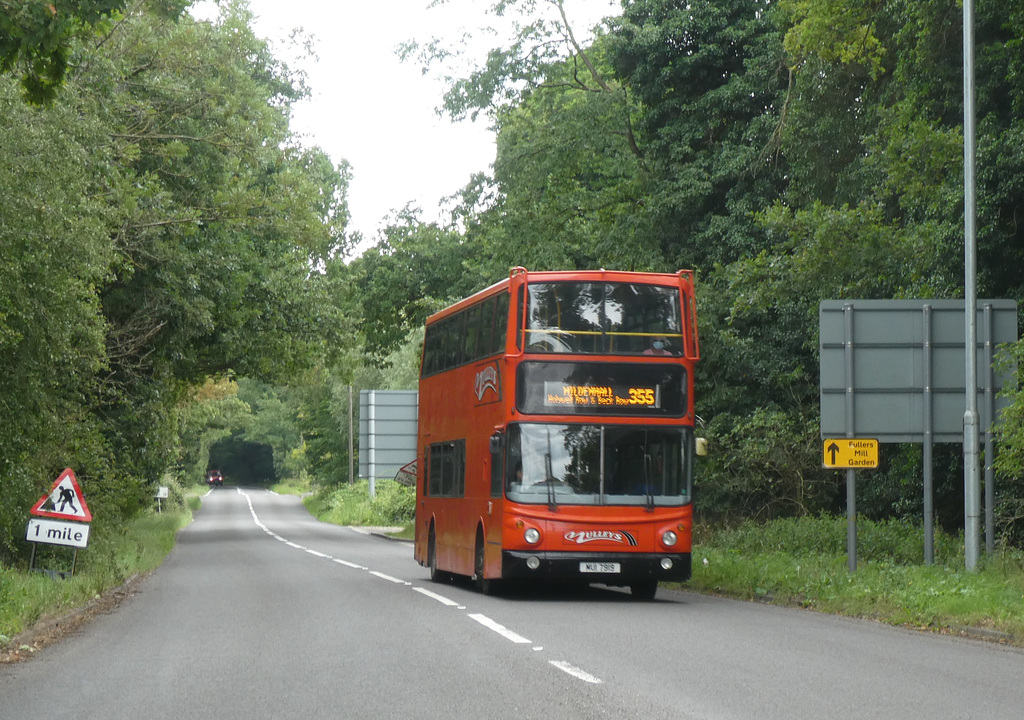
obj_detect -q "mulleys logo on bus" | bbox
[564,530,638,546]
[474,362,500,402]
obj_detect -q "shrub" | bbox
[305,479,415,526]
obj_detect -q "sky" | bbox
[191,0,616,246]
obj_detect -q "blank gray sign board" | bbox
[820,300,1017,442]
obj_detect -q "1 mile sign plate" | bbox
[26,518,91,548]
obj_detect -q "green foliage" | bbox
[698,409,835,519]
[0,0,132,102]
[479,33,654,271]
[689,516,1024,640]
[0,504,191,642]
[701,514,963,565]
[609,0,791,271]
[1,2,354,565]
[993,342,1024,546]
[0,74,116,562]
[780,0,887,79]
[372,480,417,523]
[175,379,253,484]
[291,364,356,486]
[345,208,484,360]
[304,480,415,527]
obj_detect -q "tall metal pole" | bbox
[984,304,995,554]
[348,385,355,485]
[923,305,934,564]
[368,390,376,499]
[963,0,981,571]
[844,304,857,572]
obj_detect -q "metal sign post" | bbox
[962,0,981,571]
[820,300,1016,568]
[27,468,93,578]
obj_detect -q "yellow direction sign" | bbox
[822,438,879,469]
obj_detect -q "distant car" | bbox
[206,470,223,487]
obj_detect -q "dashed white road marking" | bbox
[237,489,603,685]
[332,558,367,570]
[550,660,604,684]
[370,571,409,585]
[412,587,461,606]
[468,613,532,644]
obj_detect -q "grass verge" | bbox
[11,485,1017,652]
[304,479,414,536]
[309,489,1024,643]
[1,503,194,650]
[680,515,1024,643]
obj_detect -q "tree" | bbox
[176,379,254,483]
[346,207,484,360]
[474,31,656,271]
[1,1,355,564]
[608,0,791,271]
[0,72,114,562]
[1,0,129,102]
[78,3,353,483]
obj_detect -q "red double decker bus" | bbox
[414,267,700,599]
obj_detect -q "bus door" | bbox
[486,433,506,573]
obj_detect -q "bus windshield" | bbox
[505,423,692,507]
[525,281,683,355]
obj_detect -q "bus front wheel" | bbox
[630,580,658,600]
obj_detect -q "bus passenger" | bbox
[644,337,672,355]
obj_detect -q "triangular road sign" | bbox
[30,468,92,522]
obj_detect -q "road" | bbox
[2,488,1023,719]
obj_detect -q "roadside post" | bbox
[822,438,880,571]
[155,486,169,513]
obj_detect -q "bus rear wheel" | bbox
[428,526,450,583]
[474,531,500,596]
[630,580,658,600]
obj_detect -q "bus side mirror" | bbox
[695,437,708,456]
[489,433,505,455]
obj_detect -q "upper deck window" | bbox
[422,291,510,377]
[525,282,683,355]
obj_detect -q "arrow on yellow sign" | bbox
[822,438,879,469]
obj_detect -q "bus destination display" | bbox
[517,361,686,416]
[544,382,660,409]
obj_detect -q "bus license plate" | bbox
[580,562,620,574]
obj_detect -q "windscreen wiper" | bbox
[544,452,557,512]
[644,451,655,511]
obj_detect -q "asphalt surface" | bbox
[2,487,1023,719]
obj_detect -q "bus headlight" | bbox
[524,528,541,544]
[662,530,678,547]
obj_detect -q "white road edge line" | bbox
[467,613,532,644]
[549,660,603,684]
[412,587,461,606]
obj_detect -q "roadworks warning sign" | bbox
[30,468,93,522]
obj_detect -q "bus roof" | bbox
[425,267,695,325]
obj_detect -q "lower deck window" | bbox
[426,440,466,497]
